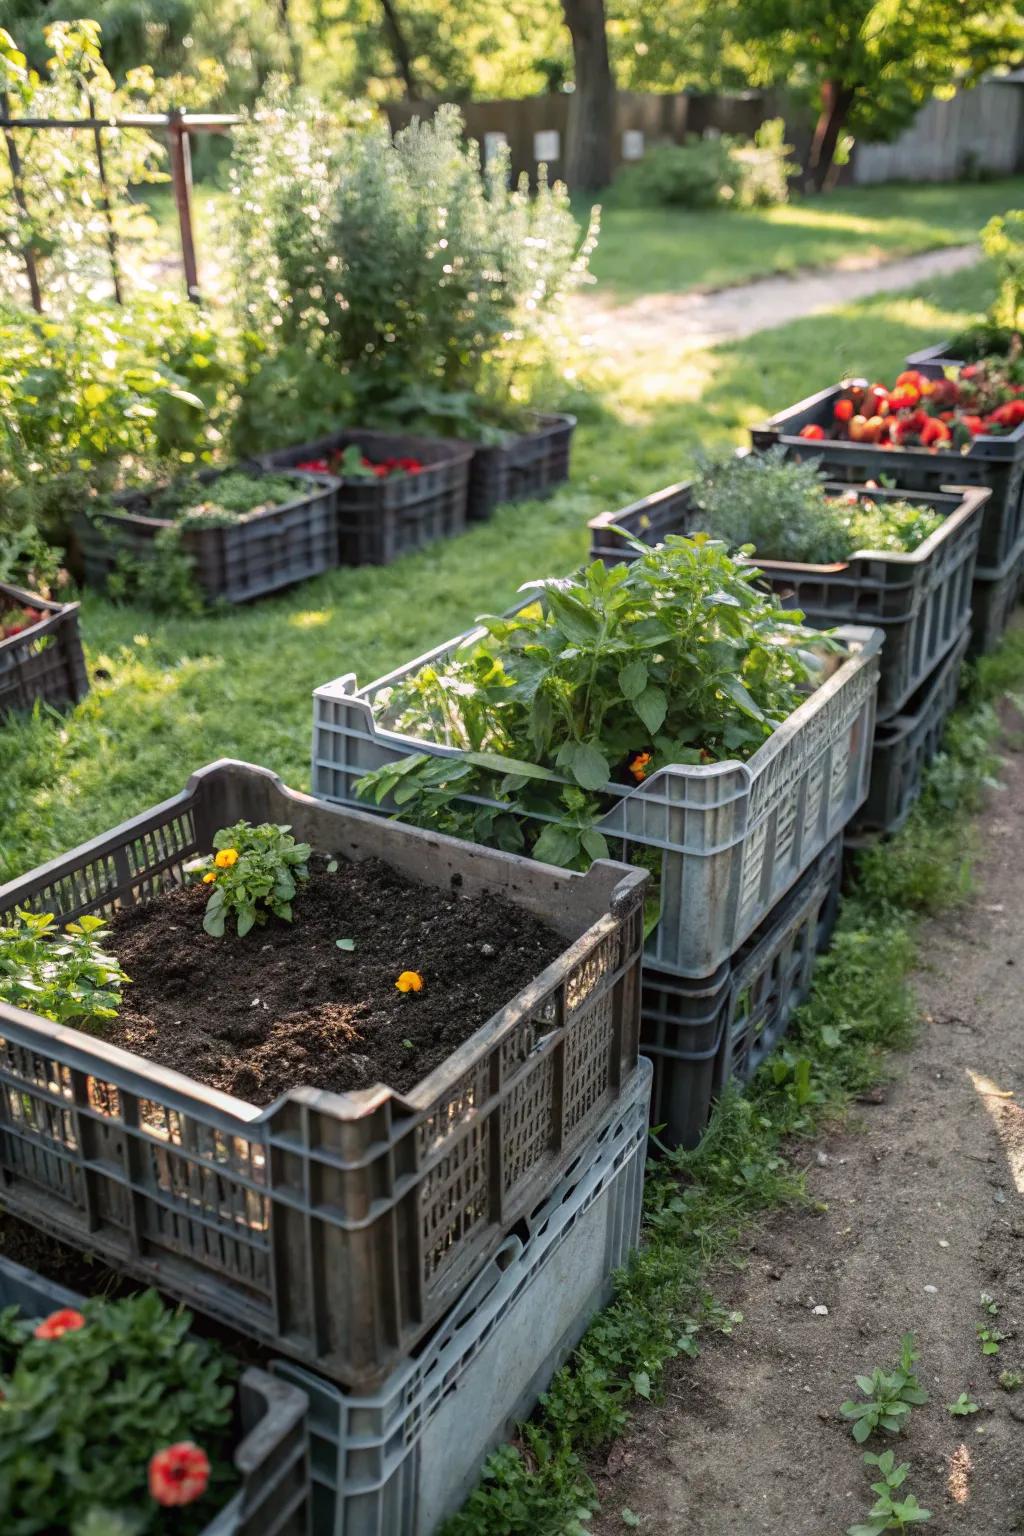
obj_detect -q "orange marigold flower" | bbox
[629,752,652,782]
[202,871,217,884]
[395,970,424,993]
[33,1307,85,1340]
[149,1442,211,1508]
[214,848,239,869]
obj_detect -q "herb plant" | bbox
[840,1334,929,1443]
[0,1289,237,1535]
[946,1393,979,1415]
[694,451,944,564]
[189,821,311,937]
[0,908,129,1029]
[356,539,831,872]
[847,1451,932,1535]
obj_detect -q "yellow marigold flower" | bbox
[202,871,217,884]
[214,848,239,869]
[395,970,424,994]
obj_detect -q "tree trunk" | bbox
[380,0,418,100]
[806,80,855,192]
[561,0,615,192]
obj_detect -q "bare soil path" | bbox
[572,244,980,359]
[590,725,1024,1534]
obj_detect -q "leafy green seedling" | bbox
[946,1393,979,1416]
[841,1334,928,1443]
[977,1323,1005,1356]
[846,1451,933,1534]
[980,1292,999,1315]
[336,937,356,951]
[998,1369,1023,1392]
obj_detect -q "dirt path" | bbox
[573,244,980,359]
[590,728,1024,1534]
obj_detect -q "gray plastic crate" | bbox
[970,534,1024,655]
[465,412,576,520]
[0,580,89,718]
[848,625,970,839]
[588,472,985,720]
[642,836,841,1149]
[272,1056,650,1536]
[751,380,1024,575]
[312,602,881,978]
[0,1253,310,1536]
[76,465,340,605]
[0,760,646,1389]
[258,430,473,564]
[904,340,964,373]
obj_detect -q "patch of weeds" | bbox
[998,1369,1023,1392]
[439,624,1024,1535]
[848,1450,932,1534]
[841,1334,929,1443]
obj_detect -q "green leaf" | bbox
[202,907,225,938]
[621,1512,642,1529]
[336,938,356,952]
[463,750,560,782]
[563,741,611,792]
[532,821,583,869]
[236,908,256,938]
[618,659,648,700]
[630,1370,651,1400]
[580,827,611,862]
[633,685,667,736]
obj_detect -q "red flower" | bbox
[148,1443,211,1508]
[295,458,330,473]
[33,1308,85,1340]
[799,423,826,440]
[962,414,986,436]
[888,384,921,411]
[833,399,854,422]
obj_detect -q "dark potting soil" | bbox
[103,858,566,1106]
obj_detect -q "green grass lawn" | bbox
[0,260,994,884]
[586,179,1024,299]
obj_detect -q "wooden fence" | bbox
[852,80,1024,185]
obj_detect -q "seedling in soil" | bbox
[977,1323,1006,1356]
[946,1393,979,1416]
[841,1334,929,1443]
[847,1451,932,1534]
[980,1292,999,1315]
[998,1370,1023,1392]
[186,821,311,937]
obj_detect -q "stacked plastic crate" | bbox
[0,759,650,1535]
[311,595,881,1150]
[588,471,987,838]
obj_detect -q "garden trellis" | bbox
[0,104,238,306]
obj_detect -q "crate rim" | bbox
[261,426,477,473]
[0,757,647,1129]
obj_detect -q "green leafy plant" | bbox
[188,821,311,937]
[228,97,596,451]
[998,1369,1023,1391]
[977,1322,1005,1356]
[847,1450,932,1535]
[0,1288,237,1535]
[840,1334,929,1443]
[356,539,831,873]
[981,210,1024,333]
[693,450,944,564]
[946,1393,979,1416]
[0,908,129,1029]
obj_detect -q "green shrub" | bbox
[227,96,596,448]
[614,123,793,211]
[617,136,735,208]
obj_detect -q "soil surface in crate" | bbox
[588,698,1024,1535]
[103,858,565,1105]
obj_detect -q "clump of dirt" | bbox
[103,858,566,1106]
